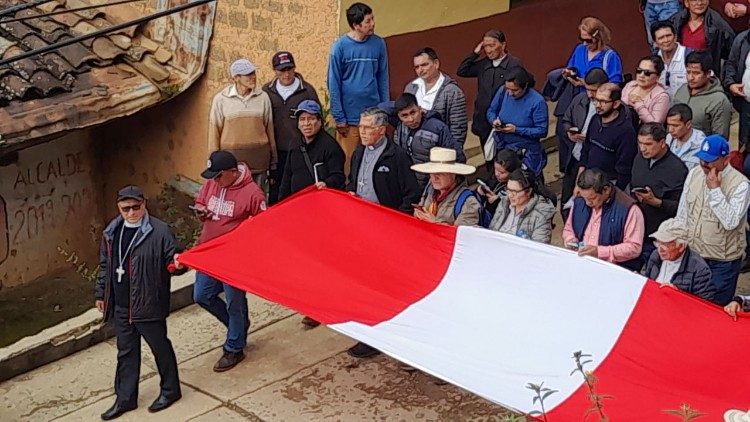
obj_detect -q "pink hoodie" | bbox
[195,163,266,244]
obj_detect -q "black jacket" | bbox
[581,108,638,190]
[346,140,421,214]
[263,74,319,152]
[560,91,592,171]
[722,29,750,112]
[95,214,180,323]
[630,151,688,238]
[642,247,716,302]
[279,129,346,200]
[671,8,735,76]
[456,52,523,138]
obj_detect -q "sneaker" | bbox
[301,316,320,328]
[347,342,381,359]
[213,350,245,372]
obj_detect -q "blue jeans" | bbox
[193,272,249,353]
[644,1,681,44]
[704,259,742,306]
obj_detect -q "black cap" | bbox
[272,51,295,70]
[201,150,238,179]
[117,185,145,202]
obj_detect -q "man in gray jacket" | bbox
[405,47,468,145]
[642,218,716,303]
[559,67,609,218]
[672,51,732,138]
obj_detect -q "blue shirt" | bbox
[566,44,623,85]
[327,34,390,125]
[485,88,549,175]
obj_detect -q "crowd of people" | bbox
[92,1,750,419]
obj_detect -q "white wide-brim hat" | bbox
[411,147,476,176]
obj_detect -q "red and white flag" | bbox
[180,188,750,420]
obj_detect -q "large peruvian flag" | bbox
[180,187,750,420]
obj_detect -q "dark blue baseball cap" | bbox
[293,100,322,117]
[695,134,730,162]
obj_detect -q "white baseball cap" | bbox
[230,59,256,77]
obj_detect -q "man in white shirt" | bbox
[653,21,689,98]
[641,218,715,302]
[665,104,705,170]
[405,47,468,144]
[674,135,750,305]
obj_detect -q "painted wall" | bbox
[338,0,509,37]
[385,0,649,115]
[0,132,104,289]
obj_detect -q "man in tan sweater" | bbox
[208,59,277,188]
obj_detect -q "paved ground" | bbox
[0,294,510,421]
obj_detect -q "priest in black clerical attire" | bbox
[95,185,183,420]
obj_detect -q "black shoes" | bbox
[100,402,136,420]
[347,342,381,359]
[301,316,321,328]
[148,393,182,413]
[213,349,245,372]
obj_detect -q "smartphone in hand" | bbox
[411,203,425,212]
[188,204,207,217]
[476,178,491,191]
[631,187,649,194]
[567,127,581,134]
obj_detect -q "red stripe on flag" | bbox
[180,187,457,325]
[547,281,750,420]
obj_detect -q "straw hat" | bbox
[411,147,476,175]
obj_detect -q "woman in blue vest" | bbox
[486,67,549,177]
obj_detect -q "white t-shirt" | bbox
[412,73,445,110]
[656,255,683,283]
[276,78,300,101]
[742,53,750,102]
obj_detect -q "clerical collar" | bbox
[367,137,386,150]
[124,219,143,228]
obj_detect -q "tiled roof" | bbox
[0,0,176,104]
[0,0,216,152]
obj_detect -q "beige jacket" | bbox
[208,85,277,172]
[419,181,480,226]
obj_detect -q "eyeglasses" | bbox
[506,187,530,195]
[636,68,658,77]
[119,203,143,213]
[579,36,595,44]
[592,98,614,105]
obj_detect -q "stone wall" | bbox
[0,132,104,289]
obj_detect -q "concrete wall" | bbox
[338,0,509,37]
[0,132,104,289]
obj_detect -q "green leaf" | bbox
[533,396,539,404]
[542,390,557,400]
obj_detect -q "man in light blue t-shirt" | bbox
[327,2,389,174]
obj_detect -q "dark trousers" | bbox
[560,158,580,221]
[113,306,180,406]
[740,101,750,149]
[704,258,743,306]
[268,150,289,205]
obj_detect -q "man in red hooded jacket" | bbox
[192,150,266,372]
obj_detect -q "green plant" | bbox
[56,246,99,283]
[664,403,707,421]
[526,382,557,421]
[571,351,612,421]
[320,88,336,137]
